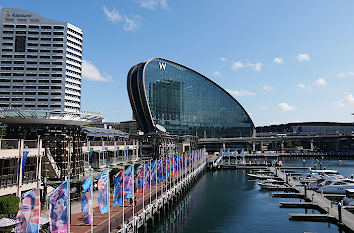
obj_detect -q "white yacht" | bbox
[317,179,354,194]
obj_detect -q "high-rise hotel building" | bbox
[0,8,82,112]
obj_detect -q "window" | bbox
[25,80,36,83]
[53,32,63,35]
[53,44,63,47]
[25,98,35,101]
[40,56,50,59]
[15,31,26,34]
[51,86,61,89]
[51,92,61,96]
[38,92,48,95]
[2,42,13,46]
[40,44,51,47]
[2,55,12,58]
[13,79,23,83]
[38,86,49,89]
[41,32,51,35]
[53,38,63,41]
[41,25,52,29]
[26,61,37,64]
[52,56,63,59]
[26,67,37,71]
[40,49,50,53]
[40,38,51,41]
[2,49,12,52]
[15,36,26,52]
[28,37,38,40]
[14,61,24,64]
[28,25,39,29]
[11,98,22,101]
[38,80,49,83]
[51,80,62,83]
[53,50,63,53]
[1,67,11,70]
[1,61,12,64]
[25,92,36,95]
[3,25,14,28]
[38,98,48,101]
[54,26,64,29]
[39,62,50,65]
[3,31,14,34]
[26,55,37,58]
[27,43,38,46]
[28,31,39,35]
[0,92,10,95]
[16,25,26,28]
[13,67,24,70]
[27,49,38,53]
[3,37,13,40]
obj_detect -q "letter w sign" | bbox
[159,62,166,70]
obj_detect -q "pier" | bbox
[69,162,207,233]
[267,166,354,231]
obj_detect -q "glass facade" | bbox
[127,58,255,138]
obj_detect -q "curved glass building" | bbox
[127,58,255,138]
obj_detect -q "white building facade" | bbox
[0,8,82,112]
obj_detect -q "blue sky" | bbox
[3,0,354,126]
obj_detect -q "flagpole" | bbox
[91,174,93,233]
[155,160,158,203]
[67,139,71,233]
[149,159,151,206]
[122,169,125,233]
[132,163,135,232]
[142,161,145,219]
[108,169,111,233]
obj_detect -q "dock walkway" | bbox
[270,167,354,231]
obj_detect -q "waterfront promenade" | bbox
[69,163,206,233]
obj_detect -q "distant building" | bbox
[0,8,82,112]
[127,58,255,138]
[257,122,354,135]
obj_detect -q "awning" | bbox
[0,218,16,227]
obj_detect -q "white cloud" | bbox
[313,78,327,86]
[260,106,269,110]
[273,57,283,64]
[248,62,263,71]
[137,0,169,10]
[103,6,122,23]
[211,71,221,77]
[296,53,310,62]
[263,85,273,91]
[276,103,296,112]
[220,57,227,62]
[297,83,312,91]
[338,71,354,78]
[227,89,256,97]
[231,61,244,71]
[102,6,139,31]
[333,94,354,108]
[82,60,112,82]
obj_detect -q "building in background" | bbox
[127,58,255,138]
[257,122,354,136]
[0,8,82,112]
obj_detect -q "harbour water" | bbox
[149,157,354,233]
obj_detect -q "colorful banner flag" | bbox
[157,160,163,183]
[22,151,29,174]
[234,150,237,158]
[219,148,222,157]
[241,148,245,158]
[163,159,166,179]
[227,148,230,157]
[16,188,40,233]
[135,164,144,193]
[167,158,171,178]
[151,160,157,186]
[81,176,93,225]
[124,166,133,199]
[49,181,68,233]
[97,172,109,214]
[113,170,123,206]
[144,163,150,189]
